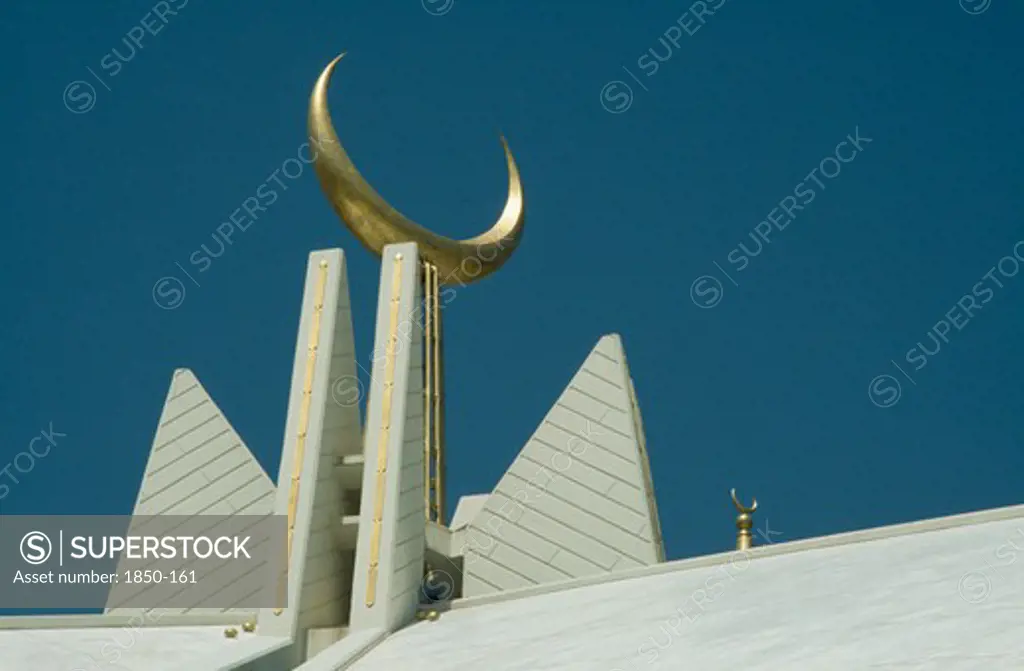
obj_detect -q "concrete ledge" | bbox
[336,454,365,490]
[425,521,466,559]
[294,627,387,670]
[178,635,292,671]
[0,612,255,630]
[451,501,1024,612]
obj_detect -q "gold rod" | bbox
[366,254,404,607]
[423,264,433,522]
[432,272,445,525]
[274,259,329,614]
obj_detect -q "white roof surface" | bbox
[4,508,1021,669]
[350,512,1024,670]
[0,624,283,671]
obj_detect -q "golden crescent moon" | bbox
[730,488,758,514]
[307,53,525,285]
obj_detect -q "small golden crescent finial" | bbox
[731,488,758,551]
[730,488,758,514]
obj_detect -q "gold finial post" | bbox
[422,262,446,525]
[731,488,758,551]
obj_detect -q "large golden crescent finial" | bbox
[307,53,525,285]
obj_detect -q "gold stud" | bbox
[319,260,328,268]
[224,627,238,638]
[426,610,440,621]
[242,620,256,633]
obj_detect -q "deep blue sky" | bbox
[2,0,1022,569]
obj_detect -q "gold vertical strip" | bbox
[432,272,445,525]
[366,253,404,608]
[423,263,433,522]
[274,258,329,614]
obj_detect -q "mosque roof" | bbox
[345,503,1024,671]
[4,503,1020,670]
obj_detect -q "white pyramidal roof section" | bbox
[106,368,274,615]
[127,368,274,517]
[349,505,1024,670]
[462,334,665,596]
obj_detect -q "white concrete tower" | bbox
[256,249,363,664]
[348,243,427,633]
